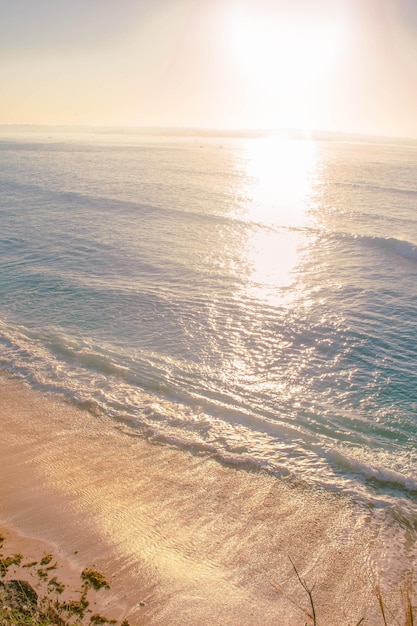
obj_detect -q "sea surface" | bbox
[1,128,417,517]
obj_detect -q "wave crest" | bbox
[350,234,417,261]
[386,237,417,261]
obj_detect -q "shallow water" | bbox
[1,130,417,508]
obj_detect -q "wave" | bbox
[385,237,417,261]
[251,222,417,265]
[329,449,417,496]
[5,177,417,266]
[354,235,417,261]
[334,180,417,197]
[1,177,242,230]
[308,228,417,262]
[1,316,416,503]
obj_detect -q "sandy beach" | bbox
[0,373,411,625]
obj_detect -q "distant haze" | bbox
[1,0,417,138]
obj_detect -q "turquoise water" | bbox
[1,129,417,510]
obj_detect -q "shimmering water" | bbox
[1,129,417,511]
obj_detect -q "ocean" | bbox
[1,129,417,550]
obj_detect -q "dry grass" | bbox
[285,556,415,626]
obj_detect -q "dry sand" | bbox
[0,373,406,624]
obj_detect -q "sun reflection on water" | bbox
[236,137,319,304]
[242,136,317,227]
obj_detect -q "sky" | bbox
[1,0,417,138]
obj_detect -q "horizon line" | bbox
[0,123,416,143]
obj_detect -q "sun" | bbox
[225,7,347,130]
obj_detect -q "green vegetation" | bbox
[80,571,109,592]
[0,534,134,626]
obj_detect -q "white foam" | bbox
[329,448,417,493]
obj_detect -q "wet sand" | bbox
[0,374,406,624]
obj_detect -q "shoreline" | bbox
[0,373,411,624]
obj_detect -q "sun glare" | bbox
[227,9,346,129]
